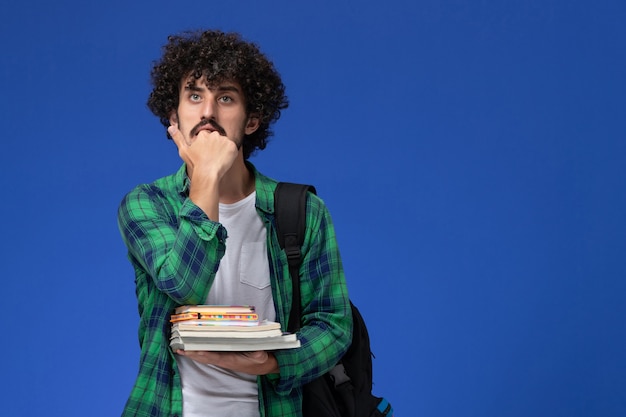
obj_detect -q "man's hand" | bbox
[168,123,239,182]
[168,123,239,220]
[176,349,280,375]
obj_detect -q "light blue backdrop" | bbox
[1,1,624,416]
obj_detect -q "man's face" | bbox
[171,76,258,148]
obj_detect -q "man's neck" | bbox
[218,157,255,204]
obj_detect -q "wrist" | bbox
[188,178,220,221]
[264,352,280,375]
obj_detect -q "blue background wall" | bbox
[1,1,625,416]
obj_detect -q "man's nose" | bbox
[201,99,216,119]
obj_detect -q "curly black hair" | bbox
[147,30,288,159]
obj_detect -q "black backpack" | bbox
[274,182,393,417]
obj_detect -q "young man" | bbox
[117,30,352,417]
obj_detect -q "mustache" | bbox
[189,119,227,137]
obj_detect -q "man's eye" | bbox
[219,96,233,103]
[190,94,201,101]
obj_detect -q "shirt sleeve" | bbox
[270,194,353,393]
[117,183,227,305]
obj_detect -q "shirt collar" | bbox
[174,163,191,194]
[173,161,278,214]
[248,161,278,215]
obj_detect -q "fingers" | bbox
[168,124,239,182]
[242,351,269,363]
[176,350,268,366]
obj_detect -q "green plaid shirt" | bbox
[117,163,352,417]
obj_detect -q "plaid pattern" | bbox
[118,163,352,417]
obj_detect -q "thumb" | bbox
[168,124,192,168]
[168,124,188,147]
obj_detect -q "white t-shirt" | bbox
[176,191,275,417]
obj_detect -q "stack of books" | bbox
[169,305,300,351]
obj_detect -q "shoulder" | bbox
[248,163,331,226]
[118,166,185,219]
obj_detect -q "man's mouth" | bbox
[190,119,227,137]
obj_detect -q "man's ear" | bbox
[245,114,260,135]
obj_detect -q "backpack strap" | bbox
[274,182,316,333]
[276,182,381,417]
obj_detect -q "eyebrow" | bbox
[184,83,241,94]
